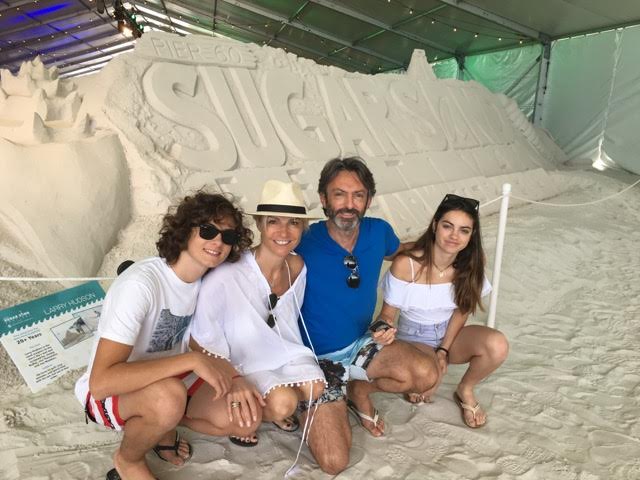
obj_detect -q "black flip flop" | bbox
[106,468,158,480]
[272,414,300,432]
[229,434,258,447]
[152,431,193,463]
[106,469,121,480]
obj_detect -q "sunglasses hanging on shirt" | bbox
[343,254,360,288]
[266,292,279,328]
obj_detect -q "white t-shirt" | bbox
[188,251,315,375]
[74,257,201,402]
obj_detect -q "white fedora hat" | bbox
[249,180,320,219]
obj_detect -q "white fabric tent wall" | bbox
[542,26,640,175]
[433,25,640,176]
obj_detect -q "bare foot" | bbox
[404,393,424,404]
[347,385,384,437]
[152,431,192,465]
[454,387,486,428]
[113,449,156,480]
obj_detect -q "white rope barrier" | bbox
[0,276,115,282]
[484,175,639,328]
[479,196,504,208]
[510,176,640,207]
[1,175,638,293]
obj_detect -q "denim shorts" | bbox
[396,318,449,348]
[306,335,383,406]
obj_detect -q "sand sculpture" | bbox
[0,58,130,279]
[1,32,567,279]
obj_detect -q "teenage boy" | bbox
[75,192,264,480]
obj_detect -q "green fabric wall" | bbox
[432,45,541,120]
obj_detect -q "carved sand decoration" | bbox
[0,58,130,279]
[3,32,565,277]
[104,33,566,234]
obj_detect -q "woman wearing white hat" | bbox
[188,180,325,446]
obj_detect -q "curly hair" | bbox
[156,191,253,265]
[405,195,485,315]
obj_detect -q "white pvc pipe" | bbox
[487,183,511,329]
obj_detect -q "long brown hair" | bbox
[406,195,486,315]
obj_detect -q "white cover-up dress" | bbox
[381,258,492,347]
[188,251,325,397]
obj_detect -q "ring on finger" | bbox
[230,401,241,409]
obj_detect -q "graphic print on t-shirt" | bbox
[146,309,192,353]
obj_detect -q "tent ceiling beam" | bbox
[533,41,551,126]
[0,10,91,37]
[308,0,455,55]
[49,38,136,67]
[7,30,124,66]
[551,18,640,40]
[135,0,362,71]
[157,0,180,35]
[222,0,405,68]
[438,0,551,43]
[56,45,135,72]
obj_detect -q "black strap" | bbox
[256,204,307,215]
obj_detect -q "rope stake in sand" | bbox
[487,184,511,329]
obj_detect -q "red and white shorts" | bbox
[77,372,203,431]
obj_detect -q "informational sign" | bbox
[0,282,105,393]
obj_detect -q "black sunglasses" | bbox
[441,193,480,212]
[266,293,279,328]
[343,254,360,289]
[196,224,239,246]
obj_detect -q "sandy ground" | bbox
[1,169,639,480]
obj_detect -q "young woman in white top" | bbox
[379,194,509,428]
[189,180,325,446]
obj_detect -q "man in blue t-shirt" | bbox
[296,157,438,475]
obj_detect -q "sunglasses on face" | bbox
[196,223,239,245]
[441,193,480,212]
[343,254,360,289]
[266,293,279,328]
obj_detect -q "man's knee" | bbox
[316,449,350,475]
[307,402,351,475]
[411,355,438,392]
[146,378,188,429]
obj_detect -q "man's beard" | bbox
[327,207,363,232]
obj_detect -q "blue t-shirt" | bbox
[296,217,400,355]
